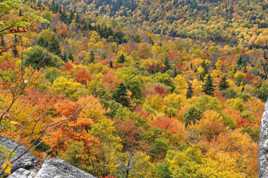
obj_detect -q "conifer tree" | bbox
[118,54,125,64]
[203,74,214,96]
[12,35,18,57]
[112,83,130,107]
[164,57,171,71]
[186,81,193,98]
[51,0,60,13]
[219,76,229,91]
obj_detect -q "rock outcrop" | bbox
[260,101,268,178]
[0,137,95,178]
[0,137,37,172]
[35,159,95,178]
[7,168,37,178]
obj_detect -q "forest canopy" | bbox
[0,0,267,177]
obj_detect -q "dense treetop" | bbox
[0,0,267,177]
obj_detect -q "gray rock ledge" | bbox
[35,159,95,178]
[259,101,268,178]
[0,137,37,172]
[0,137,96,178]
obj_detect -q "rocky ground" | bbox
[0,137,95,178]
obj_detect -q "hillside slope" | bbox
[0,0,267,177]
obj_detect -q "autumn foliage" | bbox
[0,1,266,177]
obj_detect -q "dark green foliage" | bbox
[236,55,250,69]
[255,82,268,102]
[59,10,73,24]
[203,74,214,96]
[95,0,137,15]
[45,68,62,83]
[222,88,237,99]
[90,82,109,99]
[51,0,60,12]
[164,57,171,71]
[156,163,172,178]
[186,82,193,98]
[154,73,175,92]
[125,80,142,100]
[184,107,202,127]
[149,138,168,160]
[23,46,63,69]
[62,52,73,62]
[32,139,50,152]
[219,76,229,91]
[37,30,61,55]
[12,35,19,58]
[241,127,259,142]
[260,61,268,80]
[112,83,131,107]
[77,17,128,44]
[189,0,198,10]
[200,61,209,80]
[118,54,126,64]
[222,114,236,129]
[95,25,128,44]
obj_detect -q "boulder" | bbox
[0,138,96,178]
[7,168,36,178]
[35,159,95,178]
[0,137,38,172]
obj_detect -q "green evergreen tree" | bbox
[118,54,125,64]
[164,57,171,71]
[12,34,19,57]
[149,138,168,160]
[69,10,75,24]
[200,61,209,81]
[184,107,202,127]
[37,30,61,56]
[190,0,198,10]
[156,163,172,178]
[236,56,249,70]
[219,76,229,91]
[23,46,63,69]
[51,0,60,12]
[203,74,214,96]
[112,83,130,107]
[186,81,193,98]
[75,13,81,23]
